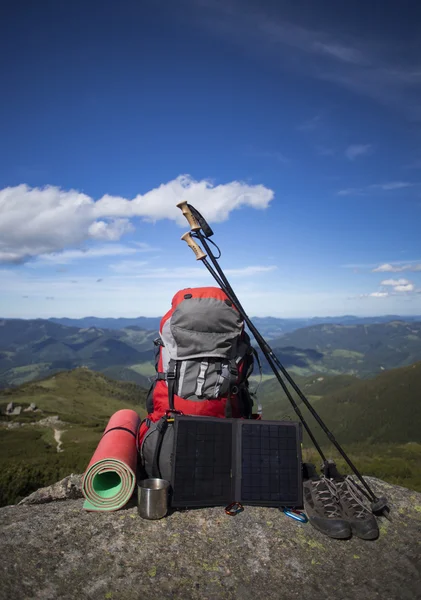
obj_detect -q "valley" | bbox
[1,315,421,507]
[0,369,147,506]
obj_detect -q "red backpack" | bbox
[138,286,257,479]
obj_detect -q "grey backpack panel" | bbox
[177,358,231,400]
[170,297,243,359]
[161,318,177,365]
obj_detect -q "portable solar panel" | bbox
[170,416,302,508]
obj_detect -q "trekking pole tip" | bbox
[371,496,389,517]
[177,201,201,231]
[181,232,207,260]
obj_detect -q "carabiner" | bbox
[282,508,308,523]
[225,502,244,516]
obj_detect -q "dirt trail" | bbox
[53,429,64,453]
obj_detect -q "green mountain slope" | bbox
[257,321,421,377]
[0,368,147,506]
[261,362,421,445]
[0,367,147,424]
[100,364,152,388]
[0,319,156,388]
[259,364,421,491]
[300,362,421,445]
[271,320,421,356]
[258,373,359,420]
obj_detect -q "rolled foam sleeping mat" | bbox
[82,409,141,512]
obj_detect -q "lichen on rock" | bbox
[1,476,420,600]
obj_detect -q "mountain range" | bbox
[49,316,162,331]
[49,314,421,338]
[256,321,421,378]
[0,319,156,389]
[3,317,421,389]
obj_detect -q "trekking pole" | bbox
[177,203,388,513]
[180,230,328,461]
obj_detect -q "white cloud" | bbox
[0,176,274,264]
[192,2,421,119]
[378,278,415,293]
[88,218,134,241]
[338,181,413,196]
[224,265,277,276]
[315,145,336,157]
[31,244,142,265]
[337,189,355,197]
[345,144,372,160]
[108,260,151,273]
[373,262,421,273]
[360,285,417,297]
[92,176,273,222]
[380,278,411,286]
[108,264,276,279]
[246,147,290,164]
[297,114,322,131]
[354,291,389,298]
[132,242,160,251]
[0,264,281,318]
[314,43,365,65]
[380,182,413,191]
[373,263,401,272]
[405,159,421,170]
[2,263,420,318]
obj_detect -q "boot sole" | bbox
[309,519,352,540]
[352,527,379,541]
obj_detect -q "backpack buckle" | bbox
[167,359,177,380]
[165,409,183,416]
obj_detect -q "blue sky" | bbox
[1,0,421,318]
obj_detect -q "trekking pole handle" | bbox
[176,201,201,231]
[181,232,207,260]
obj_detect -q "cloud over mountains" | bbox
[0,176,274,264]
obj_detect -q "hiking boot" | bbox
[335,476,379,541]
[303,476,351,539]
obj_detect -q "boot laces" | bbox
[337,476,370,519]
[313,477,342,518]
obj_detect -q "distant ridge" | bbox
[2,314,421,338]
[49,316,162,331]
[257,320,421,377]
[48,314,421,337]
[3,316,421,388]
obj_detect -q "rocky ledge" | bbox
[0,476,420,600]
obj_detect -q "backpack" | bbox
[138,286,257,480]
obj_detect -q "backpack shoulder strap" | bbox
[167,359,177,411]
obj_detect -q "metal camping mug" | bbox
[137,478,170,520]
